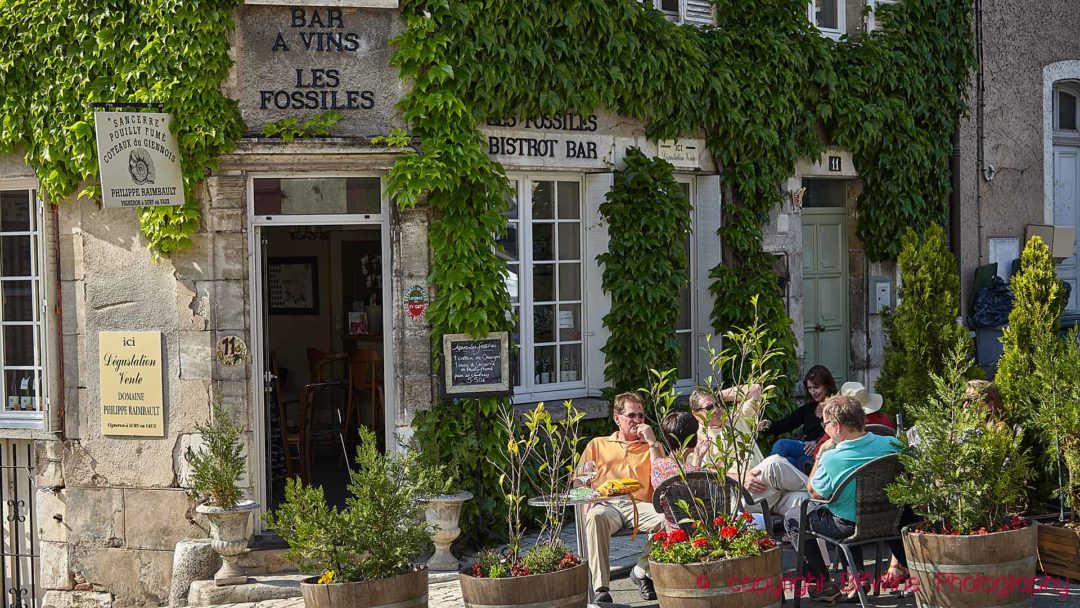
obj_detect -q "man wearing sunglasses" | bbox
[580,392,666,602]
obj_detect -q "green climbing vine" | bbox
[388,0,974,540]
[599,148,692,401]
[0,0,245,256]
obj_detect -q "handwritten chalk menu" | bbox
[441,332,512,397]
[99,331,165,437]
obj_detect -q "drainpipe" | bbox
[974,0,985,266]
[51,202,66,440]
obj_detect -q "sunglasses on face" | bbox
[693,403,717,413]
[621,412,645,420]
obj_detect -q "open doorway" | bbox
[259,218,387,511]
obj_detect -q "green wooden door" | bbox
[802,208,849,383]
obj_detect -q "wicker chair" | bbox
[651,470,772,534]
[865,424,896,437]
[793,453,903,608]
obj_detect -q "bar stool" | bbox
[270,353,305,480]
[340,349,383,465]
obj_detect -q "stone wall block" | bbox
[178,332,213,381]
[206,176,246,209]
[65,487,124,548]
[211,281,247,331]
[74,548,173,607]
[35,440,65,489]
[168,539,218,608]
[40,540,74,590]
[123,489,204,551]
[209,208,244,234]
[177,281,209,332]
[171,236,212,282]
[63,438,177,489]
[174,434,203,490]
[401,375,434,417]
[212,232,247,280]
[37,488,68,543]
[42,590,115,608]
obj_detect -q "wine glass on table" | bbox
[575,460,597,491]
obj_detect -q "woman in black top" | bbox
[763,365,837,470]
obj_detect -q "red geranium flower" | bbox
[693,537,708,549]
[714,515,726,526]
[669,529,689,543]
[754,538,776,549]
[720,525,738,539]
[740,512,753,522]
[652,530,668,542]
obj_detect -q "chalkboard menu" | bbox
[441,332,512,397]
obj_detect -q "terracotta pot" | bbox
[902,522,1038,608]
[459,562,588,608]
[421,491,473,572]
[1037,522,1080,579]
[649,547,782,608]
[195,500,259,586]
[301,565,428,608]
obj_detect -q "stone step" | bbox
[188,574,307,606]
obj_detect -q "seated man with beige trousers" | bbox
[580,392,666,603]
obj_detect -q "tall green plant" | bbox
[997,236,1066,421]
[887,337,1030,534]
[599,148,692,402]
[264,427,429,583]
[185,399,245,508]
[1030,329,1080,522]
[876,224,971,421]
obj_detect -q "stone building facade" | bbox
[0,2,904,607]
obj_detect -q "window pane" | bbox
[557,223,580,260]
[534,345,556,384]
[1059,91,1078,131]
[1,236,33,277]
[677,332,692,380]
[0,191,32,232]
[506,263,520,304]
[660,0,679,11]
[253,178,380,215]
[678,287,692,330]
[534,305,555,343]
[556,182,580,219]
[803,179,846,208]
[815,0,839,29]
[533,223,554,260]
[533,264,555,302]
[505,182,520,219]
[3,325,34,367]
[532,182,554,219]
[558,304,582,341]
[4,371,37,412]
[559,264,581,301]
[498,225,519,262]
[558,344,582,383]
[3,281,34,322]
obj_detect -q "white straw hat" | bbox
[840,381,884,414]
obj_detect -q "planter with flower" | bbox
[458,402,588,608]
[647,299,784,608]
[186,400,259,587]
[887,341,1035,608]
[264,427,430,608]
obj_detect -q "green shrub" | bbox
[599,147,692,405]
[887,337,1030,534]
[1030,328,1080,522]
[997,236,1066,422]
[876,224,972,421]
[185,399,245,508]
[264,427,429,583]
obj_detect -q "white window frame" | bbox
[0,180,47,430]
[674,176,697,391]
[1053,82,1080,145]
[504,174,590,405]
[808,0,846,40]
[866,0,898,32]
[639,0,715,26]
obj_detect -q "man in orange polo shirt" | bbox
[580,392,666,602]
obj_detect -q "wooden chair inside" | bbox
[306,347,347,384]
[271,352,305,481]
[342,349,384,460]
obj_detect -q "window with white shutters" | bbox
[807,0,846,39]
[640,0,715,26]
[867,0,898,32]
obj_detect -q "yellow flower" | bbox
[318,570,335,584]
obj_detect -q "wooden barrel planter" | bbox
[649,547,782,608]
[459,562,588,608]
[300,565,428,608]
[1037,522,1080,579]
[902,523,1037,608]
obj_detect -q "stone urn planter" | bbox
[421,491,472,572]
[459,562,588,608]
[903,522,1037,608]
[196,499,259,586]
[1037,522,1080,579]
[650,546,781,608]
[301,565,428,608]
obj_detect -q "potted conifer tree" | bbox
[186,400,259,586]
[265,426,430,608]
[888,341,1035,608]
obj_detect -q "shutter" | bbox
[38,194,60,433]
[685,0,715,25]
[584,173,614,398]
[694,175,722,385]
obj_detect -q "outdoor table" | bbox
[527,491,636,604]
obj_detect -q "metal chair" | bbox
[299,381,351,480]
[793,453,903,608]
[866,424,896,437]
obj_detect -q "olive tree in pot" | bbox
[888,340,1034,608]
[265,427,430,608]
[186,400,258,586]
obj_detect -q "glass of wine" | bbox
[575,460,597,490]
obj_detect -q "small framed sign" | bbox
[828,156,842,172]
[441,332,512,398]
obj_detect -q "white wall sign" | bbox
[656,139,702,169]
[94,112,184,209]
[481,114,615,169]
